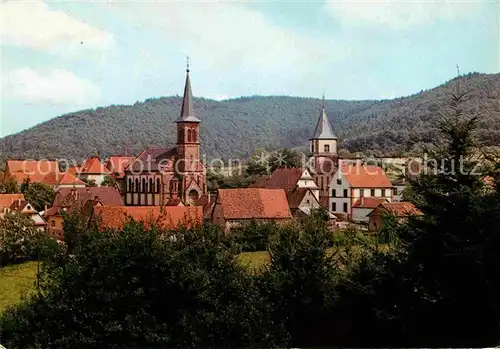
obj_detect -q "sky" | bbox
[1,0,499,137]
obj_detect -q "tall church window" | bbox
[324,145,330,152]
[190,154,195,165]
[149,178,153,193]
[178,129,183,142]
[156,178,161,193]
[142,178,147,193]
[187,129,192,142]
[128,178,132,191]
[311,143,315,153]
[135,178,139,193]
[192,129,197,142]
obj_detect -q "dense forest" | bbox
[1,72,498,162]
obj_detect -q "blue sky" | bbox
[1,0,498,137]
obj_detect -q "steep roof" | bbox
[176,69,200,123]
[52,187,124,208]
[262,168,304,190]
[352,197,389,209]
[248,175,271,188]
[369,201,422,217]
[286,187,309,209]
[6,160,60,184]
[105,156,135,177]
[340,164,393,188]
[0,194,25,211]
[216,188,292,220]
[80,157,111,175]
[310,105,336,140]
[126,147,177,172]
[41,172,86,186]
[93,206,202,230]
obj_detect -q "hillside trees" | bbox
[20,180,55,212]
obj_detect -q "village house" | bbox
[351,197,389,223]
[329,164,393,221]
[251,167,335,219]
[91,205,202,231]
[40,172,86,191]
[123,66,207,206]
[45,187,124,239]
[210,188,292,233]
[368,201,422,231]
[0,194,46,231]
[77,156,112,186]
[6,159,60,185]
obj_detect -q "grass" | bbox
[0,261,38,313]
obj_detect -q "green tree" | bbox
[21,181,55,212]
[245,148,270,177]
[269,148,303,172]
[101,175,116,187]
[0,174,19,194]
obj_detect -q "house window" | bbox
[50,220,55,227]
[332,189,336,197]
[343,202,348,212]
[324,144,330,152]
[360,189,364,197]
[332,202,336,211]
[382,189,386,197]
[393,188,398,195]
[370,189,375,196]
[337,179,341,185]
[343,189,348,197]
[306,200,310,205]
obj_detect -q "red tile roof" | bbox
[286,187,308,209]
[80,157,111,175]
[94,206,202,230]
[370,201,423,217]
[217,188,292,220]
[67,166,81,175]
[6,160,60,184]
[261,168,304,190]
[340,164,393,188]
[0,194,25,211]
[41,172,86,186]
[52,187,124,208]
[105,156,135,178]
[352,197,389,209]
[248,175,271,188]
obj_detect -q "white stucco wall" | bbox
[329,170,351,215]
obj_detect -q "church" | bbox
[123,65,207,206]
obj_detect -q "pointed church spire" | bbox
[310,94,337,140]
[177,57,200,123]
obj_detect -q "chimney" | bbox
[44,204,48,213]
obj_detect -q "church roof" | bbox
[176,68,200,123]
[126,147,178,172]
[310,105,336,140]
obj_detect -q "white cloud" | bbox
[0,0,113,54]
[4,68,101,106]
[325,0,481,30]
[112,2,351,81]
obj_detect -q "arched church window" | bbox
[142,178,147,193]
[149,178,153,193]
[187,129,192,142]
[190,154,195,164]
[311,143,315,153]
[128,178,132,191]
[192,129,197,142]
[135,178,139,193]
[178,129,184,142]
[156,178,161,193]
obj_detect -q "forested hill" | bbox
[1,72,499,161]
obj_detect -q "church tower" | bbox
[175,61,206,203]
[309,97,337,156]
[309,96,338,202]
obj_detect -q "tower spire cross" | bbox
[186,56,190,73]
